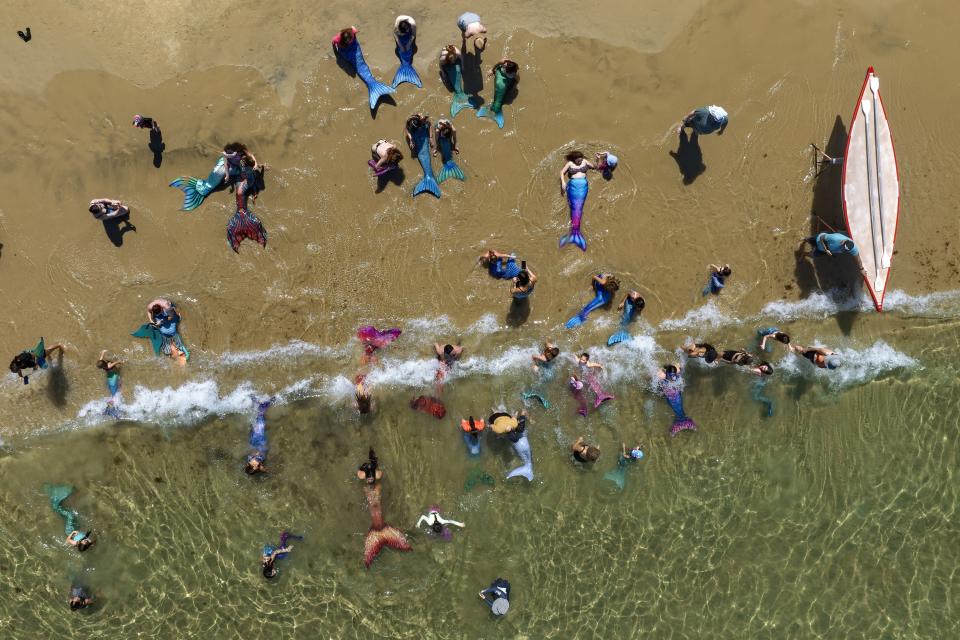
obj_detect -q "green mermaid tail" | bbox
[477,67,513,128]
[45,484,81,536]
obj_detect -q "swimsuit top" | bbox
[567,161,589,178]
[572,448,588,463]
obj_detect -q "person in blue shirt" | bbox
[802,232,859,257]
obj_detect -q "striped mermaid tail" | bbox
[226,208,267,253]
[169,157,231,211]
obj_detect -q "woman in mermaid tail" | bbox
[356,448,412,568]
[169,142,256,211]
[45,485,95,552]
[261,531,302,579]
[575,352,615,409]
[477,59,518,128]
[658,364,696,436]
[565,273,619,329]
[226,157,268,253]
[479,250,521,280]
[559,151,597,251]
[358,325,402,365]
[439,45,475,118]
[244,397,273,474]
[604,443,645,490]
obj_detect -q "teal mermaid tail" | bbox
[559,177,588,251]
[751,378,774,417]
[477,68,513,128]
[566,280,612,329]
[411,125,440,198]
[448,62,475,118]
[604,464,628,490]
[505,434,534,481]
[521,391,550,408]
[392,35,421,88]
[337,38,395,110]
[437,135,465,183]
[169,157,232,211]
[45,484,81,536]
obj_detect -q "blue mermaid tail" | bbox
[411,125,440,198]
[463,431,481,456]
[264,531,303,561]
[170,156,235,211]
[565,279,612,329]
[437,134,465,183]
[337,38,395,110]
[392,34,421,88]
[559,177,588,251]
[249,398,271,454]
[608,296,641,345]
[505,434,534,481]
[477,67,513,129]
[660,380,696,436]
[447,61,475,118]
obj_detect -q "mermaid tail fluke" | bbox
[413,174,441,198]
[447,62,476,118]
[607,330,631,345]
[588,376,615,408]
[604,466,627,490]
[358,326,401,349]
[45,484,79,535]
[338,39,395,109]
[521,391,550,408]
[412,126,441,198]
[566,288,609,329]
[662,383,697,436]
[392,43,422,88]
[476,106,505,129]
[505,434,534,481]
[438,160,465,183]
[368,159,397,176]
[364,525,412,568]
[226,209,267,253]
[670,418,697,436]
[170,161,227,211]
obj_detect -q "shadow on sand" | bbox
[669,131,705,185]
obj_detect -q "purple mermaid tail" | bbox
[357,326,402,349]
[569,378,588,416]
[660,380,696,436]
[559,176,588,251]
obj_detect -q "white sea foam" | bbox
[759,289,960,322]
[659,300,737,331]
[775,340,918,389]
[217,340,345,366]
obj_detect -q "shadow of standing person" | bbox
[669,131,705,185]
[149,128,165,168]
[46,348,69,408]
[460,48,485,107]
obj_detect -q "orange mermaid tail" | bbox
[362,483,412,568]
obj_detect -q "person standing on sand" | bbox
[678,105,728,135]
[458,12,487,51]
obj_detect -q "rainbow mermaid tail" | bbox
[45,484,84,537]
[336,37,395,110]
[411,125,440,198]
[358,326,401,350]
[363,484,412,568]
[559,177,588,251]
[565,280,612,329]
[587,374,615,408]
[477,67,513,128]
[169,156,236,211]
[505,434,534,481]
[391,34,421,88]
[660,380,696,436]
[448,61,475,118]
[437,134,465,183]
[608,296,641,345]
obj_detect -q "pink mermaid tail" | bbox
[587,374,614,408]
[363,484,412,568]
[358,326,402,350]
[569,378,588,416]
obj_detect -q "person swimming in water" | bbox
[479,249,521,280]
[356,448,412,567]
[416,507,466,538]
[244,398,273,475]
[789,344,842,370]
[531,341,560,373]
[68,585,95,611]
[720,349,773,376]
[434,342,463,373]
[261,531,302,579]
[570,436,601,464]
[684,342,719,364]
[354,375,374,415]
[758,329,791,352]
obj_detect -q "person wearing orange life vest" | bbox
[460,415,485,456]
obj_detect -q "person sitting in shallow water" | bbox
[68,585,94,611]
[479,250,521,279]
[404,113,434,152]
[393,15,417,52]
[570,436,600,463]
[371,139,403,171]
[88,198,129,221]
[704,263,732,295]
[789,344,842,370]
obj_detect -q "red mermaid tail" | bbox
[226,208,267,253]
[363,483,412,568]
[363,525,412,568]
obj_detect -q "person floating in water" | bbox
[719,349,773,376]
[758,328,791,352]
[800,232,859,258]
[658,363,696,436]
[604,442,644,489]
[478,578,511,616]
[9,338,63,385]
[244,398,273,475]
[45,485,95,552]
[703,263,732,295]
[530,341,560,373]
[570,436,601,464]
[479,250,521,280]
[416,506,465,539]
[261,531,302,579]
[789,344,842,370]
[68,585,94,611]
[678,105,728,136]
[433,341,463,388]
[684,341,719,364]
[356,448,412,568]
